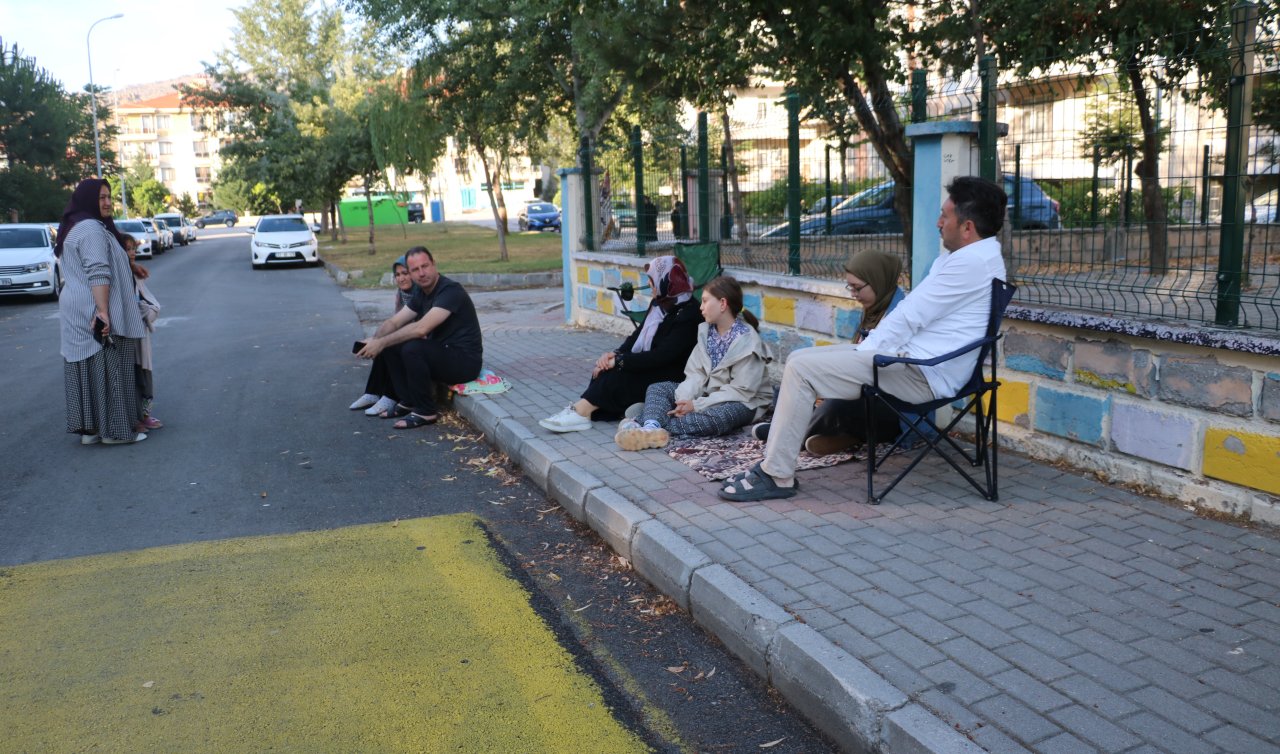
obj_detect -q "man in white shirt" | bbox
[720,176,1008,502]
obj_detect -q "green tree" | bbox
[968,0,1232,271]
[176,193,198,217]
[0,39,111,220]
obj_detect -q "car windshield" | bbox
[158,216,180,224]
[154,220,169,229]
[0,228,49,249]
[140,220,155,229]
[258,217,308,233]
[528,204,555,213]
[117,220,145,232]
[839,185,893,210]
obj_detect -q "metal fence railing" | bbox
[579,7,1279,335]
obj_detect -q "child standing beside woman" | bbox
[121,235,163,432]
[615,276,772,450]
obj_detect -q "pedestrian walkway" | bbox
[353,286,1280,753]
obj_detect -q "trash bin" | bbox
[429,199,445,223]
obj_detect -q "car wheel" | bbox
[195,221,205,229]
[226,220,234,228]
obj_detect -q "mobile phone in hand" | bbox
[93,317,107,344]
[352,341,366,355]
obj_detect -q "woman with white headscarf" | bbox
[540,255,702,433]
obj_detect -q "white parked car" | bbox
[156,213,195,245]
[137,218,168,253]
[114,219,155,259]
[150,217,176,250]
[250,214,320,269]
[0,223,60,299]
[1249,190,1278,224]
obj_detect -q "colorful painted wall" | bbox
[568,249,1280,524]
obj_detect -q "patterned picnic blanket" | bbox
[664,429,863,481]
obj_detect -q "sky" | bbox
[0,0,241,93]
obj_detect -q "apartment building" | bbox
[113,92,222,208]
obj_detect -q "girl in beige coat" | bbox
[616,276,772,450]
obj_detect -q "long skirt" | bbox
[64,336,145,441]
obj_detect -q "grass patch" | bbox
[320,221,563,287]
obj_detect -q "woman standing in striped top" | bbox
[56,179,149,445]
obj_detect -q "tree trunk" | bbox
[721,110,749,245]
[839,68,914,260]
[1126,65,1168,273]
[478,147,509,262]
[364,175,376,255]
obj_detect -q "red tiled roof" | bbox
[120,92,189,110]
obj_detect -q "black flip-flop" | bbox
[394,413,438,430]
[380,403,413,419]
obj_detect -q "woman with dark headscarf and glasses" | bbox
[56,178,149,445]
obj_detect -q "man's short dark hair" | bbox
[405,245,434,263]
[946,176,1007,239]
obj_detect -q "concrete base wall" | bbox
[569,249,1280,521]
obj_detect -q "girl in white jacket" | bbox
[616,276,772,450]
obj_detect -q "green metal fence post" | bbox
[824,144,833,235]
[680,145,689,239]
[978,55,998,182]
[632,125,645,256]
[1013,145,1022,227]
[1215,1,1258,327]
[1091,146,1101,226]
[787,91,801,275]
[579,136,594,252]
[911,69,927,124]
[1200,145,1211,225]
[721,144,730,239]
[697,112,710,243]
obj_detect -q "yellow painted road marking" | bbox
[0,515,651,752]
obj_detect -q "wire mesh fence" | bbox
[579,11,1279,334]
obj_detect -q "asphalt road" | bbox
[0,231,834,752]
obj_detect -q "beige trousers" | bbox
[760,345,935,483]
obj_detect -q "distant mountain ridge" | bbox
[116,75,208,105]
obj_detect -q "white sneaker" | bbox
[349,393,379,410]
[81,434,100,445]
[539,406,592,433]
[102,433,147,445]
[365,395,397,416]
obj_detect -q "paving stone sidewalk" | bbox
[351,287,1280,753]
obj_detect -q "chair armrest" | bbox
[872,334,997,370]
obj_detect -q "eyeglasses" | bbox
[845,281,869,294]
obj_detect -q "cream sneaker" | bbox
[539,406,592,433]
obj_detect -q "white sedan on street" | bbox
[0,223,60,299]
[250,214,320,269]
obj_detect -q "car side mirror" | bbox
[310,223,321,232]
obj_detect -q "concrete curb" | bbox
[453,393,974,754]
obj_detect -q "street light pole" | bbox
[86,13,124,178]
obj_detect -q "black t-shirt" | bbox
[406,275,483,360]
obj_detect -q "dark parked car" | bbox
[406,202,424,223]
[518,202,561,232]
[762,175,1061,237]
[195,210,239,228]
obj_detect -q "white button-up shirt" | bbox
[856,235,1006,398]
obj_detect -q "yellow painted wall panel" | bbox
[1203,428,1280,496]
[763,295,796,326]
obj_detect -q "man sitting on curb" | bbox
[356,246,483,429]
[719,175,1008,502]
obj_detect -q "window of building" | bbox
[160,168,175,182]
[159,142,173,155]
[193,140,209,157]
[156,114,172,130]
[143,143,158,160]
[190,114,207,132]
[195,167,212,184]
[140,115,154,134]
